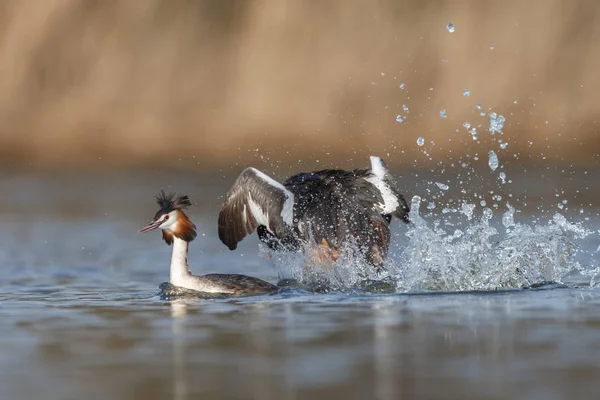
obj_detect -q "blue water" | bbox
[0,171,599,399]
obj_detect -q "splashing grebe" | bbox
[218,156,410,270]
[138,191,278,295]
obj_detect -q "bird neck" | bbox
[170,236,192,285]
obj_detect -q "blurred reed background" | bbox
[0,0,598,171]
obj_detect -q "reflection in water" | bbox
[2,282,600,398]
[373,299,399,400]
[171,301,189,400]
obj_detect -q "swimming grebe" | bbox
[138,191,278,295]
[218,156,410,270]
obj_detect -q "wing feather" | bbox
[365,156,410,223]
[218,168,295,250]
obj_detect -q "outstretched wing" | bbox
[365,156,410,223]
[218,168,295,250]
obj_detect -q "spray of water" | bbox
[264,81,597,293]
[391,197,589,292]
[269,196,591,293]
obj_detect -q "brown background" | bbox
[0,0,598,170]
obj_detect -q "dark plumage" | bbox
[200,274,278,295]
[154,190,192,219]
[218,156,410,270]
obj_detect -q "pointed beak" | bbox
[138,220,161,233]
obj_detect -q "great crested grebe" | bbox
[218,156,410,270]
[138,191,278,296]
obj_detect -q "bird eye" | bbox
[164,215,169,220]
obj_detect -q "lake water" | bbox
[0,170,599,399]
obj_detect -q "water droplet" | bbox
[500,142,508,149]
[488,150,499,171]
[488,113,505,134]
[399,83,405,90]
[403,104,409,113]
[499,172,506,184]
[429,87,434,91]
[461,203,476,220]
[463,89,470,97]
[427,202,436,210]
[476,104,483,110]
[489,45,495,50]
[417,137,425,146]
[395,115,404,123]
[482,208,494,222]
[463,122,471,129]
[436,182,449,190]
[502,203,515,228]
[440,109,447,118]
[380,72,386,76]
[410,196,423,219]
[447,23,455,33]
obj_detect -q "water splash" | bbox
[417,137,425,146]
[269,196,591,293]
[268,240,383,292]
[394,197,589,292]
[447,23,455,33]
[440,109,447,118]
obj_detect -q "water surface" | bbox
[1,171,599,399]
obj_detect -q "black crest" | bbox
[154,190,192,219]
